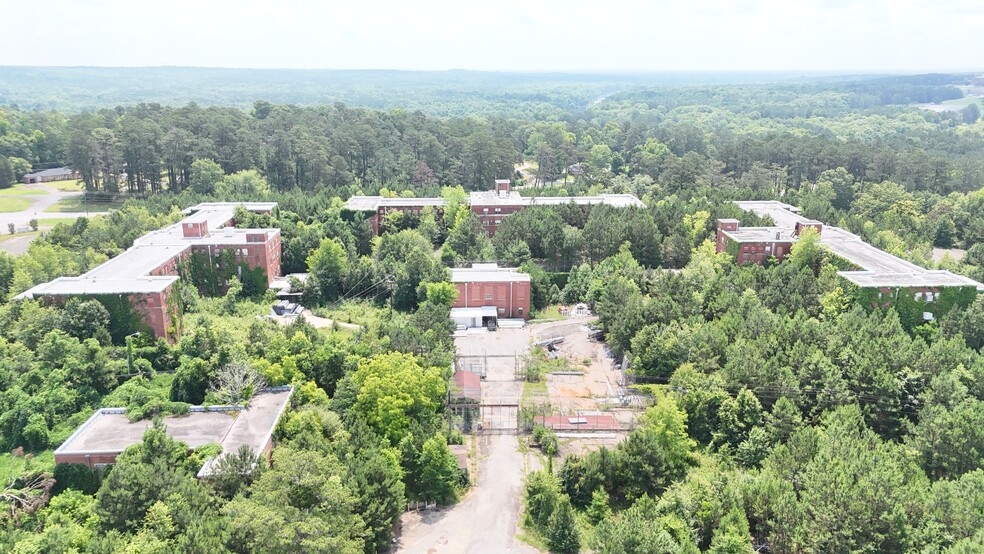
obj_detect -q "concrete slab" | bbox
[54,387,293,476]
[62,411,234,454]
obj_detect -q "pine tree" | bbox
[546,496,581,554]
[0,155,13,188]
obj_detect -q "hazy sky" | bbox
[2,0,982,71]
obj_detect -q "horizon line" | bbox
[1,64,982,75]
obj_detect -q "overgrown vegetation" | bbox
[3,71,984,551]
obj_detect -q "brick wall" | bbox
[471,204,524,237]
[734,241,793,265]
[54,452,120,468]
[129,282,180,343]
[453,280,531,319]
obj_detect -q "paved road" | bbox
[0,233,39,255]
[396,434,539,554]
[395,327,540,554]
[0,182,109,229]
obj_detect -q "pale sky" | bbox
[2,0,982,72]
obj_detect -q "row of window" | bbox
[481,207,514,214]
[875,290,940,303]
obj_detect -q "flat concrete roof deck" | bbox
[55,387,293,475]
[839,271,984,289]
[18,275,179,296]
[735,200,984,291]
[61,411,235,454]
[16,202,279,300]
[181,201,278,214]
[722,227,797,242]
[344,196,447,211]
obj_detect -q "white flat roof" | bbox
[181,201,277,215]
[347,192,646,211]
[735,200,984,291]
[53,387,293,478]
[722,227,797,242]
[18,202,279,300]
[527,194,645,208]
[344,196,446,211]
[838,271,983,289]
[18,275,179,297]
[469,191,645,208]
[451,263,530,283]
[451,306,499,318]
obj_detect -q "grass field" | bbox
[37,217,79,226]
[0,450,55,481]
[0,187,46,196]
[532,305,570,322]
[45,196,120,213]
[0,197,31,212]
[943,96,984,108]
[0,186,47,212]
[44,179,85,192]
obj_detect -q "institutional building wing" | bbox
[16,202,282,341]
[728,200,984,292]
[344,179,644,236]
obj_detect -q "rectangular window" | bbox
[483,208,489,213]
[495,207,501,213]
[485,294,493,300]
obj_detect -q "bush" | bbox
[23,414,50,450]
[524,470,560,529]
[532,424,559,455]
[126,400,190,422]
[53,463,101,495]
[546,497,581,554]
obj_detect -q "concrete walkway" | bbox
[0,182,110,229]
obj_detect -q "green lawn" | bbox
[0,197,31,212]
[37,217,79,227]
[943,96,984,108]
[532,305,569,322]
[0,450,55,481]
[44,179,85,192]
[44,196,120,213]
[0,185,48,212]
[0,187,46,197]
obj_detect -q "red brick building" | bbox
[450,263,531,326]
[715,217,822,264]
[16,202,281,342]
[726,200,984,322]
[346,179,644,238]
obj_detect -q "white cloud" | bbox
[0,0,981,71]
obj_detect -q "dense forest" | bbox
[2,72,984,552]
[3,67,970,115]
